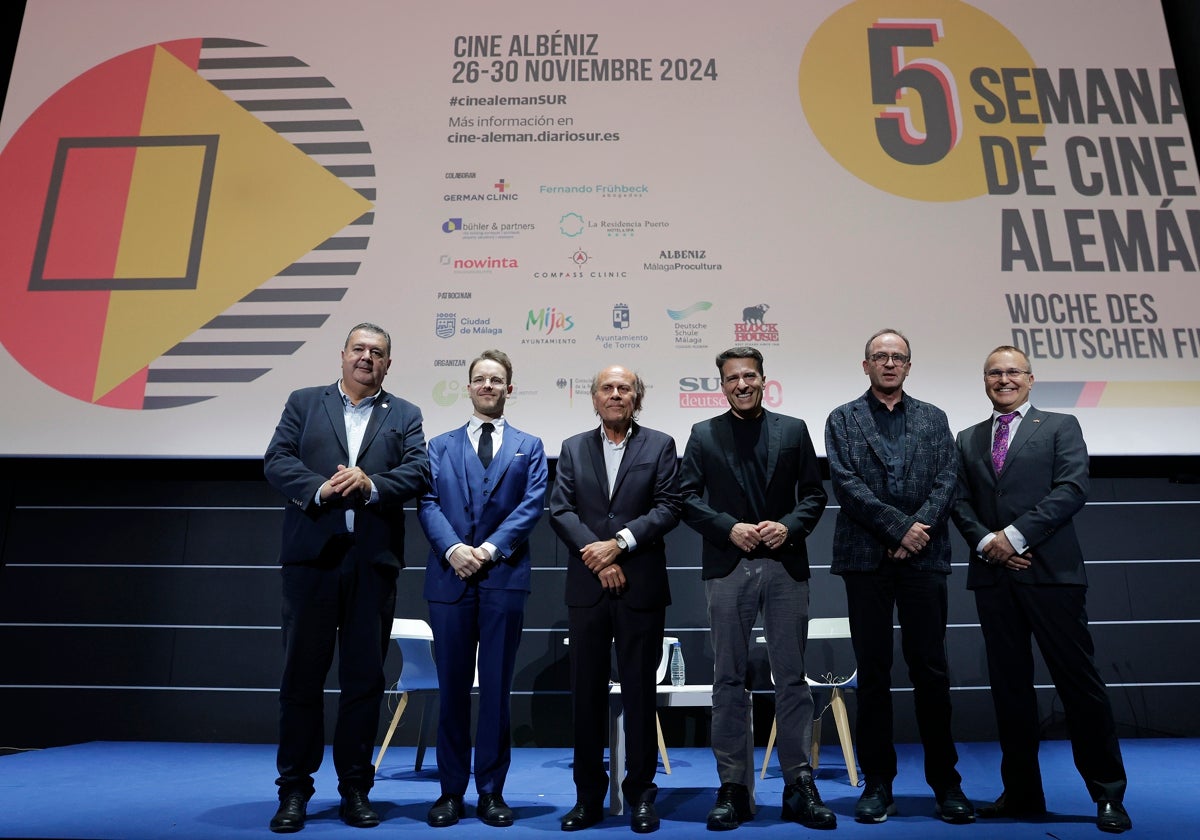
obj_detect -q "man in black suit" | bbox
[951,345,1130,834]
[264,322,430,833]
[679,347,834,831]
[550,364,681,834]
[825,329,973,824]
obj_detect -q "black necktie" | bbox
[478,422,494,468]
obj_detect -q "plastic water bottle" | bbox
[669,641,686,686]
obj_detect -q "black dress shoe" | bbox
[782,778,836,830]
[935,786,976,824]
[427,794,465,828]
[339,788,380,828]
[270,791,308,833]
[1097,801,1132,833]
[478,793,515,827]
[854,781,896,823]
[976,791,1047,819]
[706,782,753,831]
[631,801,660,834]
[561,802,604,831]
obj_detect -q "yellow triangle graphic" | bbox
[95,45,373,400]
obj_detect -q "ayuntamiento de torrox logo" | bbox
[0,38,374,408]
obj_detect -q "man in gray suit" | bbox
[680,346,834,831]
[951,345,1130,834]
[825,329,973,825]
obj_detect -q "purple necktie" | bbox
[992,412,1018,473]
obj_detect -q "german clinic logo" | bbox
[0,39,376,408]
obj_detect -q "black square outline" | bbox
[29,134,219,292]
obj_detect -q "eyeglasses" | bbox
[868,352,910,365]
[470,376,507,387]
[984,368,1030,380]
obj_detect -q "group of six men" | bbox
[262,322,1130,835]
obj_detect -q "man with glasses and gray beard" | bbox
[825,329,973,825]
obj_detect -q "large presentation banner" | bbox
[1,0,1197,457]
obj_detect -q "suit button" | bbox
[608,513,615,519]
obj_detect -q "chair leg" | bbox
[374,691,409,772]
[830,688,858,787]
[656,712,671,774]
[759,717,778,780]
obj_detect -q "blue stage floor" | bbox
[0,739,1194,838]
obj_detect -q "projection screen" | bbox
[1,0,1198,457]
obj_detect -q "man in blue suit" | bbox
[680,346,834,831]
[264,322,430,833]
[550,364,681,834]
[951,345,1130,834]
[418,349,548,829]
[825,329,973,825]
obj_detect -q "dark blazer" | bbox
[419,421,548,600]
[951,407,1090,588]
[264,383,430,568]
[550,423,681,610]
[825,391,959,575]
[680,409,827,581]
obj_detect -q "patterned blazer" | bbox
[825,391,959,575]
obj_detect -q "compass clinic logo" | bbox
[0,38,377,407]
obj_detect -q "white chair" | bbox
[563,635,677,772]
[374,618,438,773]
[758,617,859,785]
[654,636,679,773]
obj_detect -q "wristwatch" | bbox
[614,534,628,551]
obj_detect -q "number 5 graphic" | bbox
[868,20,961,165]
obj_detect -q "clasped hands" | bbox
[729,521,788,554]
[887,521,932,561]
[982,530,1033,570]
[581,539,626,592]
[448,544,492,580]
[319,464,372,504]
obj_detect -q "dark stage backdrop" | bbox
[1,458,1199,749]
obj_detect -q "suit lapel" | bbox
[972,418,997,479]
[488,424,521,485]
[1003,407,1044,466]
[356,390,392,458]
[851,398,891,468]
[610,422,645,499]
[321,386,350,458]
[713,413,744,491]
[585,428,609,497]
[764,411,781,483]
[447,424,471,491]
